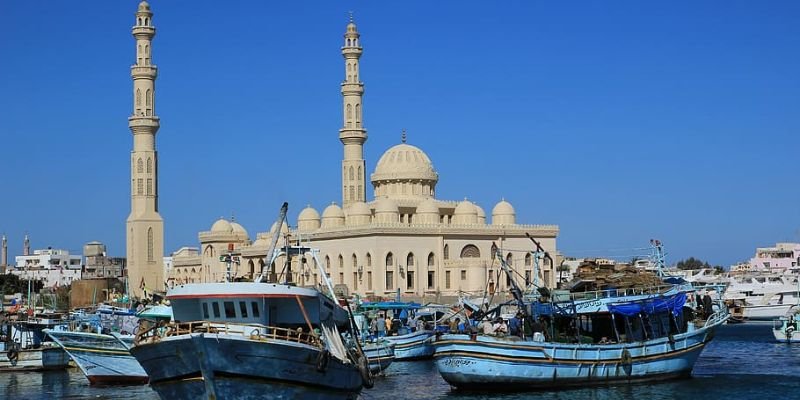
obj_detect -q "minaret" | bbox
[126,1,164,299]
[339,15,367,207]
[1,234,7,267]
[23,234,30,256]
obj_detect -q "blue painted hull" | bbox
[361,340,395,373]
[130,333,363,400]
[433,322,722,389]
[385,330,434,360]
[45,330,148,385]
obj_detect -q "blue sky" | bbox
[1,1,798,267]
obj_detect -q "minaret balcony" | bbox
[131,65,158,78]
[132,26,156,37]
[129,116,161,130]
[341,47,362,56]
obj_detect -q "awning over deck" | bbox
[607,292,686,317]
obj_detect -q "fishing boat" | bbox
[44,329,148,385]
[43,306,171,385]
[358,301,435,360]
[0,314,70,372]
[130,204,371,400]
[772,306,800,343]
[433,238,729,390]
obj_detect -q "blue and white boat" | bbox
[130,242,372,400]
[44,329,148,385]
[358,301,435,360]
[433,240,729,390]
[385,329,435,360]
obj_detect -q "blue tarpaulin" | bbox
[607,292,686,317]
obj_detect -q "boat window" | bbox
[212,302,221,318]
[202,303,209,319]
[251,301,260,318]
[239,301,248,318]
[224,301,236,318]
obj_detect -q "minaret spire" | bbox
[1,234,7,267]
[126,0,164,299]
[23,234,30,256]
[339,15,367,207]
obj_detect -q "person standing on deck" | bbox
[385,315,393,335]
[376,314,387,337]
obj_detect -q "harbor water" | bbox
[4,323,799,400]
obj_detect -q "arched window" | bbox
[146,157,152,173]
[491,243,498,259]
[357,166,361,181]
[137,178,143,195]
[525,253,532,266]
[460,245,480,258]
[204,245,214,257]
[136,89,142,106]
[258,258,265,274]
[248,260,255,277]
[443,244,449,260]
[386,252,394,267]
[146,178,152,195]
[137,158,143,173]
[138,17,142,26]
[428,252,435,267]
[346,104,352,122]
[352,254,358,268]
[407,253,415,268]
[147,228,154,261]
[349,166,354,180]
[349,186,355,201]
[144,44,150,64]
[506,253,513,266]
[366,253,372,267]
[325,256,330,270]
[146,89,151,106]
[355,104,361,126]
[338,255,344,270]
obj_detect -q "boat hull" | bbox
[44,330,148,385]
[772,328,800,343]
[361,340,395,373]
[130,333,363,400]
[743,304,795,320]
[433,324,718,389]
[385,330,434,360]
[0,345,69,372]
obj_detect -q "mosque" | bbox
[125,2,559,302]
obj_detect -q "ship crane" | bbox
[255,202,288,283]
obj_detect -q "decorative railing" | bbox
[135,320,322,349]
[703,310,730,328]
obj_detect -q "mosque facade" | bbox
[163,15,559,302]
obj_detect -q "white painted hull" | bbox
[743,304,795,320]
[0,345,69,372]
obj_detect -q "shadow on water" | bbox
[5,324,799,400]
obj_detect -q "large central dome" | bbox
[371,143,439,199]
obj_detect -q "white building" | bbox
[12,248,83,288]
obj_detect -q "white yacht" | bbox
[724,274,800,320]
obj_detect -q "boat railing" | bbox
[563,284,676,303]
[135,320,322,349]
[703,310,730,328]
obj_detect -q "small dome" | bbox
[347,202,371,216]
[251,235,269,247]
[138,1,150,11]
[322,203,345,219]
[298,205,320,222]
[492,199,516,216]
[230,222,248,236]
[454,200,478,216]
[475,204,486,224]
[374,197,399,214]
[371,143,438,183]
[210,218,233,233]
[416,198,439,215]
[492,199,516,225]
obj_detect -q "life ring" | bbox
[316,349,329,372]
[249,329,260,339]
[7,348,19,362]
[620,349,632,365]
[357,354,374,388]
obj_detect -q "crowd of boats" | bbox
[2,211,798,398]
